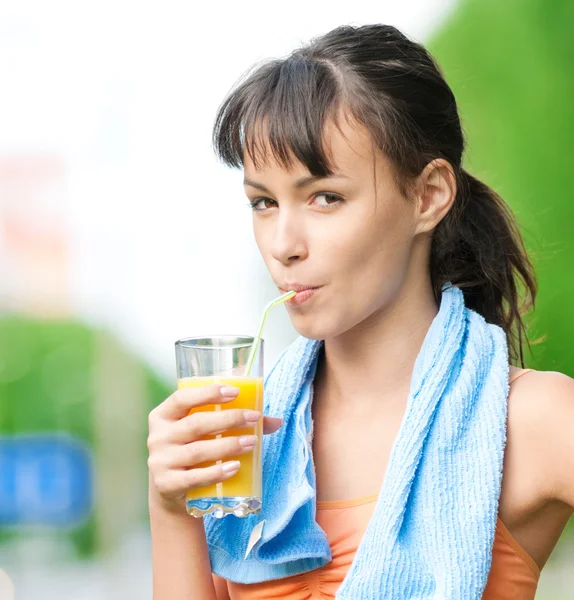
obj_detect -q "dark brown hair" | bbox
[212,24,537,366]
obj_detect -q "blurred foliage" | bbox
[0,316,171,558]
[430,0,574,376]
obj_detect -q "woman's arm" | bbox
[147,380,284,599]
[541,372,574,509]
[149,480,217,600]
[212,574,232,600]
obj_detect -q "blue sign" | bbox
[0,434,93,527]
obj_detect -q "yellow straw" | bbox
[245,290,296,376]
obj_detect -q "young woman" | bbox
[147,24,574,599]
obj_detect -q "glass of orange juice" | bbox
[175,335,263,518]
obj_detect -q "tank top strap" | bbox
[509,368,535,385]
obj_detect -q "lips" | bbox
[280,284,320,293]
[279,285,322,306]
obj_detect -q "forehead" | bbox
[242,111,377,178]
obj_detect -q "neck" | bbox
[314,276,439,413]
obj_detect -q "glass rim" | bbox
[175,335,264,350]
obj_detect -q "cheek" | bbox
[328,205,415,317]
[332,204,413,281]
[253,222,272,261]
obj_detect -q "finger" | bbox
[165,435,258,469]
[155,461,241,497]
[170,408,262,443]
[157,383,240,420]
[263,416,284,435]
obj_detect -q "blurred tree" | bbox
[0,317,170,558]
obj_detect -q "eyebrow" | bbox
[243,173,349,193]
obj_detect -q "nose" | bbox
[269,209,308,265]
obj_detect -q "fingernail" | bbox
[238,435,258,448]
[243,410,261,423]
[222,460,240,474]
[220,385,240,398]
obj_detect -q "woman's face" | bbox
[242,116,421,341]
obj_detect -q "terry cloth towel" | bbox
[203,284,510,599]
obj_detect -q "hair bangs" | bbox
[212,55,346,176]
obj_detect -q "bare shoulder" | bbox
[499,367,574,570]
[507,366,574,508]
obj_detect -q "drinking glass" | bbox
[175,335,263,518]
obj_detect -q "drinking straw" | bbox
[244,290,296,376]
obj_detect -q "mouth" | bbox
[279,285,322,307]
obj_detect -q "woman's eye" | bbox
[314,193,342,209]
[249,198,277,211]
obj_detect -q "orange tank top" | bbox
[218,370,540,600]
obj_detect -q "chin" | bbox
[288,313,340,341]
[287,317,324,340]
[294,328,325,341]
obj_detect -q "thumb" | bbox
[262,416,284,435]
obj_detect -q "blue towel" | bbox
[203,284,509,599]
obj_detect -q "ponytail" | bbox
[430,169,538,366]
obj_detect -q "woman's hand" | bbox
[147,384,283,515]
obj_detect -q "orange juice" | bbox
[177,376,263,501]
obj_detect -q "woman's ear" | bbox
[414,159,457,235]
